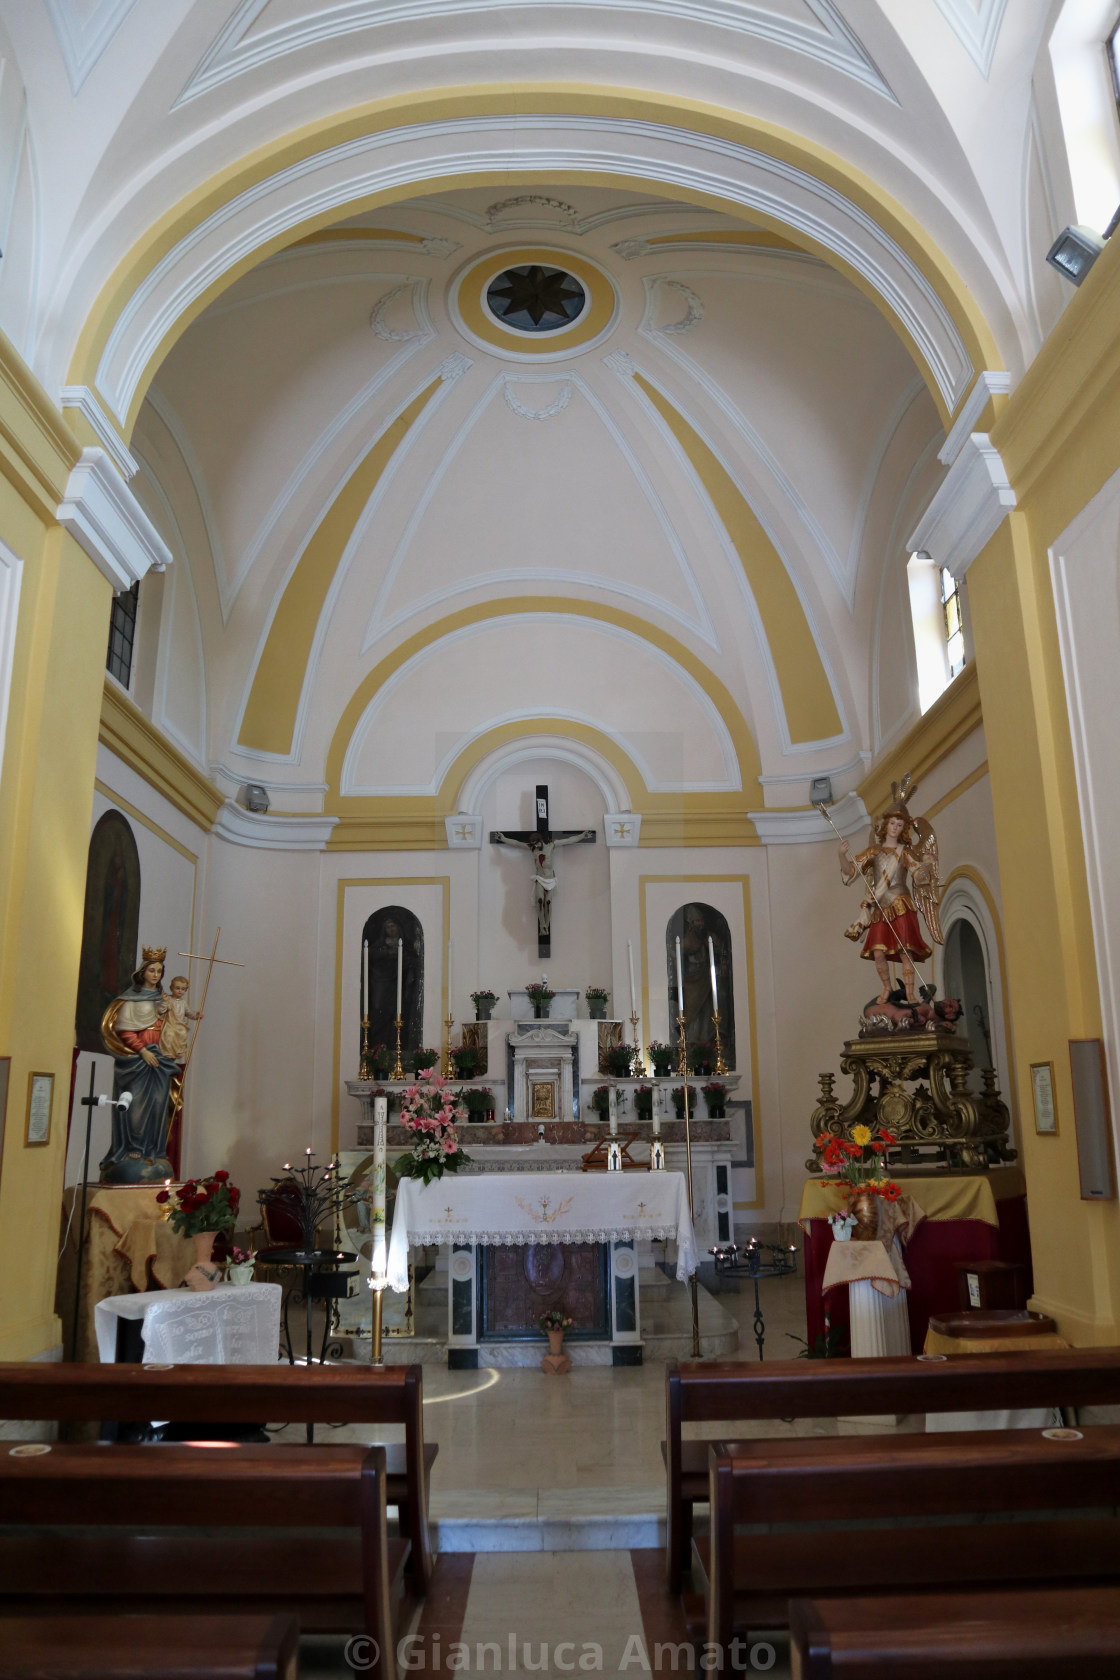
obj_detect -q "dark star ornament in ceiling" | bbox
[486,265,586,332]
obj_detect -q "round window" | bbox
[485,264,586,333]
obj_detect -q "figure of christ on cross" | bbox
[490,784,596,957]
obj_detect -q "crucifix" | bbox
[490,784,596,957]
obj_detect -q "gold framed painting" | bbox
[1030,1061,1058,1135]
[25,1071,53,1146]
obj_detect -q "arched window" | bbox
[76,810,141,1052]
[361,906,424,1061]
[665,903,735,1069]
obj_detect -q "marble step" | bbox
[428,1488,666,1552]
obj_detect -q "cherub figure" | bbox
[158,974,202,1063]
[837,776,943,1004]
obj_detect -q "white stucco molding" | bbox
[907,433,1016,581]
[56,447,171,593]
[747,790,868,844]
[937,371,1011,466]
[59,386,139,479]
[444,814,483,849]
[603,813,642,847]
[213,800,339,850]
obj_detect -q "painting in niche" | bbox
[361,906,424,1060]
[665,902,736,1069]
[75,810,142,1053]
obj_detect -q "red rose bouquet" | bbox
[157,1170,240,1236]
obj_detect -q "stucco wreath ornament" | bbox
[394,1068,472,1186]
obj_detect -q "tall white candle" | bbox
[627,939,637,1014]
[608,1084,618,1136]
[396,938,403,1013]
[447,939,453,1013]
[675,936,684,1013]
[708,935,718,1013]
[371,1095,388,1283]
[362,939,369,1017]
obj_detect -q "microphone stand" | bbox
[69,1070,131,1363]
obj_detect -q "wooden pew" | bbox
[0,1613,299,1680]
[789,1586,1120,1678]
[0,1442,401,1679]
[0,1359,435,1593]
[698,1426,1120,1675]
[664,1349,1120,1590]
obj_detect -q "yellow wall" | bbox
[0,335,111,1360]
[966,234,1120,1343]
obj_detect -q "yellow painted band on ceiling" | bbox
[66,86,998,433]
[323,597,764,812]
[238,378,441,756]
[633,373,842,746]
[453,246,614,355]
[646,231,804,251]
[288,227,427,247]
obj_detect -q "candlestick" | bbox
[608,1083,618,1136]
[677,1006,701,1358]
[447,939,453,1013]
[396,937,403,1014]
[360,1012,373,1079]
[370,1093,388,1364]
[712,1009,728,1076]
[391,1012,404,1081]
[443,1011,454,1077]
[708,935,718,1013]
[363,938,369,1014]
[627,938,637,1015]
[675,935,684,1013]
[629,1010,646,1077]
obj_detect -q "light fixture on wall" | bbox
[242,783,270,813]
[1046,204,1120,285]
[809,776,833,805]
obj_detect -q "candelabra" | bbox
[263,1150,360,1253]
[443,1011,455,1077]
[676,1008,701,1358]
[709,1239,798,1360]
[712,1010,728,1076]
[391,1013,404,1081]
[359,1013,375,1080]
[629,1011,646,1077]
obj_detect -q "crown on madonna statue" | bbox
[141,944,167,964]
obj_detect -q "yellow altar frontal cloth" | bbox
[799,1166,1026,1230]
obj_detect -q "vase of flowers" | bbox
[472,989,498,1022]
[590,1085,611,1119]
[539,1308,574,1356]
[367,1043,392,1080]
[671,1085,695,1119]
[585,987,609,1020]
[605,1044,635,1078]
[689,1040,715,1076]
[634,1083,654,1119]
[158,1172,240,1292]
[648,1041,673,1078]
[525,981,554,1019]
[820,1125,900,1240]
[225,1245,256,1285]
[450,1044,481,1080]
[701,1080,728,1118]
[393,1067,472,1185]
[412,1046,440,1072]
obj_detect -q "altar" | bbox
[386,1169,698,1367]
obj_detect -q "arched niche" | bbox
[361,906,424,1061]
[666,903,735,1070]
[936,873,1010,1099]
[76,810,142,1053]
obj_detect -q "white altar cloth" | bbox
[386,1169,698,1291]
[95,1283,281,1364]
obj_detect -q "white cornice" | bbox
[938,371,1012,466]
[213,800,339,851]
[747,791,868,844]
[907,433,1016,580]
[933,0,1009,79]
[58,385,138,479]
[56,448,171,593]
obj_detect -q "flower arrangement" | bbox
[671,1085,696,1117]
[461,1084,494,1116]
[585,987,609,1003]
[411,1046,440,1071]
[634,1083,654,1116]
[525,981,554,1006]
[688,1040,715,1075]
[450,1044,481,1079]
[224,1244,256,1283]
[366,1043,392,1077]
[539,1309,574,1333]
[820,1125,901,1199]
[157,1171,240,1236]
[471,989,498,1008]
[394,1067,472,1185]
[648,1040,674,1075]
[605,1044,635,1077]
[590,1084,611,1116]
[701,1079,728,1117]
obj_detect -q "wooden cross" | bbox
[176,925,245,1079]
[490,783,596,957]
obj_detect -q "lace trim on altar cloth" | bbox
[404,1225,682,1246]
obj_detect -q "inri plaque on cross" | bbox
[490,784,596,958]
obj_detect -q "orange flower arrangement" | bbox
[820,1124,900,1200]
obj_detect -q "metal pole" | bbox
[677,1009,701,1359]
[69,1062,100,1363]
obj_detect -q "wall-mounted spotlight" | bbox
[1047,205,1120,286]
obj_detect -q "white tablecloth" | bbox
[94,1283,282,1364]
[386,1169,699,1291]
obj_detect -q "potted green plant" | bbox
[450,1044,481,1079]
[585,986,609,1021]
[633,1083,654,1119]
[367,1042,392,1079]
[605,1044,635,1078]
[525,981,554,1019]
[689,1040,715,1076]
[461,1085,494,1122]
[701,1079,728,1118]
[671,1084,696,1119]
[590,1084,611,1118]
[472,989,498,1022]
[648,1039,674,1078]
[411,1046,440,1072]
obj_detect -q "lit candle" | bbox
[608,1084,618,1136]
[627,939,637,1015]
[363,938,369,1017]
[708,936,718,1013]
[371,1095,388,1284]
[396,938,403,1014]
[447,939,453,1013]
[675,936,684,1013]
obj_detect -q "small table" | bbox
[256,1248,358,1375]
[95,1283,282,1364]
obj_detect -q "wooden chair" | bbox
[0,1613,299,1680]
[789,1586,1120,1678]
[0,1442,401,1679]
[664,1349,1120,1591]
[698,1426,1120,1675]
[0,1359,436,1594]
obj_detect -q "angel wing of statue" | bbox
[909,817,944,945]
